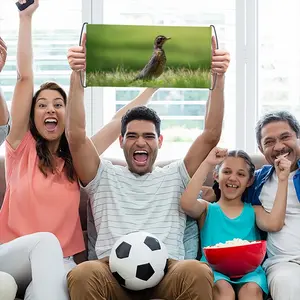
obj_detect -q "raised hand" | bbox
[0,37,7,73]
[17,0,39,17]
[204,147,228,167]
[67,33,86,72]
[274,154,292,181]
[211,36,230,75]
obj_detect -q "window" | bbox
[93,0,237,161]
[0,0,85,153]
[258,0,300,119]
[0,0,83,112]
[2,1,297,160]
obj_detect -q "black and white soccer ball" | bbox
[109,231,169,291]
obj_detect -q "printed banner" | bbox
[85,24,213,89]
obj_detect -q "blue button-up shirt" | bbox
[243,160,300,205]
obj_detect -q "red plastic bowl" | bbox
[203,240,267,278]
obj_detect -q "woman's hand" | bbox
[17,0,39,18]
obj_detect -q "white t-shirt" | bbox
[82,159,190,260]
[260,170,300,269]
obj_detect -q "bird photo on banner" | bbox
[85,24,212,89]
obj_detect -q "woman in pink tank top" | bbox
[0,0,84,298]
[0,1,158,297]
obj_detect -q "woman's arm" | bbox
[6,0,39,149]
[91,88,158,156]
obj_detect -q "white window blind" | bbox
[0,0,82,109]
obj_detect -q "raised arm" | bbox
[66,36,100,186]
[91,88,157,155]
[181,147,227,219]
[184,37,230,177]
[0,38,9,125]
[254,155,291,232]
[7,0,39,149]
[66,37,158,186]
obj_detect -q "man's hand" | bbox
[0,37,7,73]
[211,36,230,75]
[67,33,86,72]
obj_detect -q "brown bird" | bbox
[133,35,171,81]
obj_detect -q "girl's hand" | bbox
[18,0,39,17]
[205,147,228,167]
[274,154,291,181]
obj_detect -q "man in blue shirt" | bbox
[244,111,300,300]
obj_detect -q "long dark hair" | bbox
[29,82,76,182]
[212,150,255,201]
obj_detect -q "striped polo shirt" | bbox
[82,159,190,260]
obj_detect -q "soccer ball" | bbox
[109,231,169,291]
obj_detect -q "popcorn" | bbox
[205,238,256,248]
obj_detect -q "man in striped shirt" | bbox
[66,36,230,300]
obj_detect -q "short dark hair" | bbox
[121,106,161,137]
[255,111,300,147]
[212,150,255,201]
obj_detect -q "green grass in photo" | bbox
[86,24,212,88]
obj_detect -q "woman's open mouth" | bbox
[44,118,58,132]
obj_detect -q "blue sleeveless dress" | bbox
[200,202,268,295]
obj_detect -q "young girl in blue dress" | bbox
[181,147,290,300]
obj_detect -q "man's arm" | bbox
[65,34,100,186]
[91,88,157,155]
[0,38,9,126]
[184,37,230,177]
[66,37,157,186]
[66,67,100,186]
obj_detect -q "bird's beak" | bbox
[166,37,171,40]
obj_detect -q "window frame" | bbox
[235,0,259,153]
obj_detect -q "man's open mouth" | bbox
[133,150,148,165]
